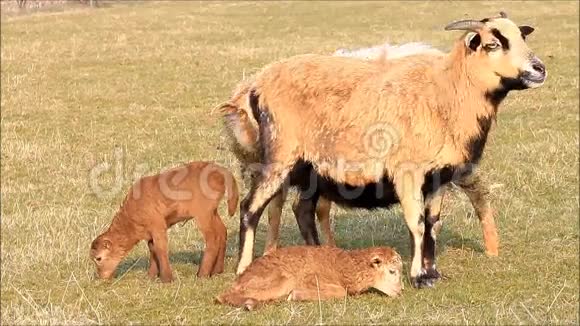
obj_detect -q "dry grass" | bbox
[1,1,579,324]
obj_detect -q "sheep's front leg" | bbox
[395,171,431,288]
[422,187,445,282]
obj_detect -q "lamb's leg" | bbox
[151,230,173,283]
[292,191,321,245]
[289,277,347,301]
[147,240,159,279]
[237,163,293,275]
[395,169,429,288]
[216,272,293,310]
[195,211,221,278]
[422,187,445,282]
[211,212,228,276]
[316,197,335,246]
[264,187,288,255]
[457,173,499,256]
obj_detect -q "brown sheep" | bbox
[220,42,499,266]
[90,161,238,282]
[235,13,546,288]
[216,245,403,310]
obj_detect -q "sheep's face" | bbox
[90,235,123,280]
[463,17,546,90]
[369,249,403,297]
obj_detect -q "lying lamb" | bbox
[216,245,403,310]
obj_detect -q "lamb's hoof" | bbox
[243,299,258,311]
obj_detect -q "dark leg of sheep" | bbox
[422,187,445,283]
[237,165,293,275]
[292,191,321,246]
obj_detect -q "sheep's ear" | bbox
[371,257,382,268]
[465,32,481,51]
[519,25,535,37]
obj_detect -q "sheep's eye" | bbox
[389,269,396,275]
[484,42,500,51]
[95,257,102,263]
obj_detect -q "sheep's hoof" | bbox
[424,266,442,281]
[411,268,439,289]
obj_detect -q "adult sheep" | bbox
[236,13,546,288]
[221,42,499,260]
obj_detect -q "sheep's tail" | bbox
[218,79,260,155]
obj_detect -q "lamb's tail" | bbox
[218,78,260,156]
[213,165,239,217]
[225,172,239,217]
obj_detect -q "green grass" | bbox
[1,1,578,324]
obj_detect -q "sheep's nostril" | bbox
[532,62,545,75]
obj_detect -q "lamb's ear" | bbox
[465,32,481,51]
[371,257,382,268]
[103,239,112,250]
[519,25,535,37]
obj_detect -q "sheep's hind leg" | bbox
[457,173,499,256]
[237,164,293,275]
[422,187,445,283]
[292,191,321,246]
[316,197,335,246]
[264,187,289,255]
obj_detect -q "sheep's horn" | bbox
[444,20,485,32]
[498,11,508,18]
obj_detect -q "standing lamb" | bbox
[90,161,238,282]
[216,245,403,310]
[235,13,546,287]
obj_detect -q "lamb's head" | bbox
[367,247,403,297]
[445,11,546,92]
[90,234,124,280]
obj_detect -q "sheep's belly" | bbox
[289,161,461,209]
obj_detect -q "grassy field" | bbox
[1,1,578,324]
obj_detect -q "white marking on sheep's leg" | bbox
[395,168,426,287]
[237,165,292,275]
[237,228,254,275]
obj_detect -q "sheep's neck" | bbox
[441,42,501,162]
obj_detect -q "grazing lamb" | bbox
[235,13,546,287]
[90,161,238,282]
[216,245,403,310]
